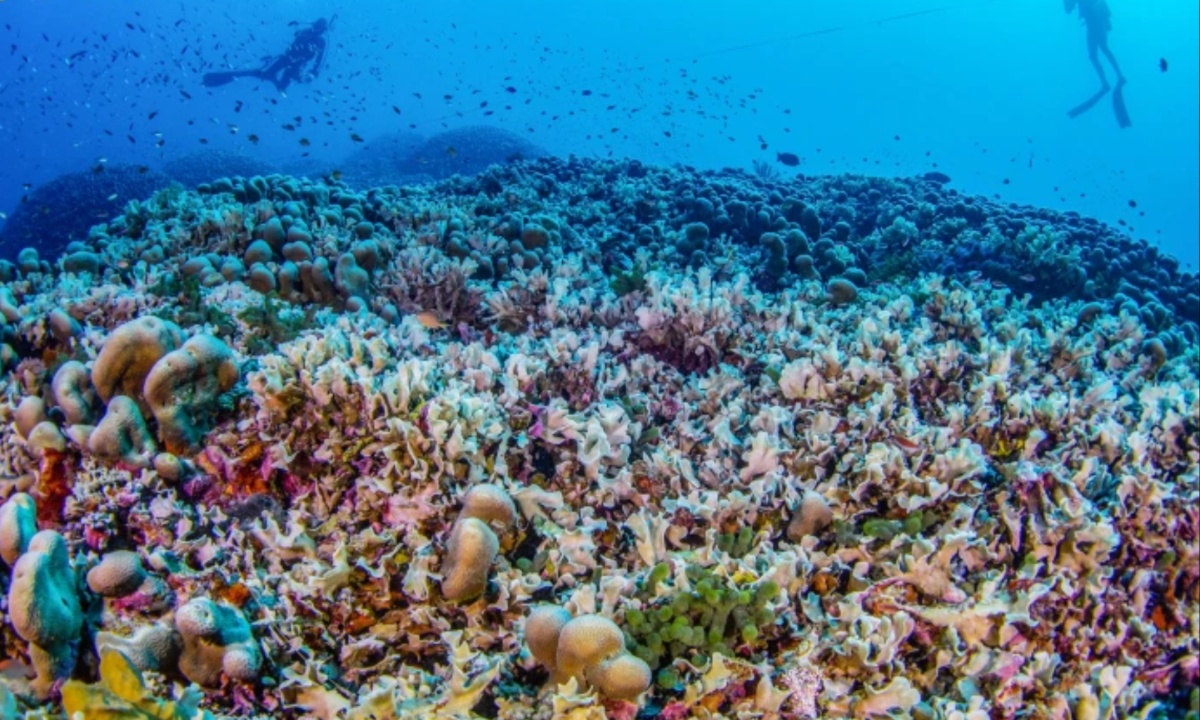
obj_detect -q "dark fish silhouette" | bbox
[776,152,800,166]
[1159,58,1168,72]
[922,171,952,184]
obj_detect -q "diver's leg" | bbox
[1088,36,1109,90]
[1099,40,1124,82]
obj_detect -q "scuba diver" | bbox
[1064,0,1130,127]
[203,17,333,92]
[1065,0,1124,91]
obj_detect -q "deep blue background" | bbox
[1,0,1196,267]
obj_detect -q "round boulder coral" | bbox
[174,597,262,687]
[87,395,157,467]
[143,334,239,454]
[459,483,517,529]
[7,530,83,697]
[91,317,186,405]
[553,614,651,701]
[525,605,572,671]
[86,550,147,597]
[52,360,101,426]
[440,517,499,603]
[0,493,37,566]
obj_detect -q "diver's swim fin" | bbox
[202,71,240,87]
[1112,78,1132,128]
[1067,86,1110,119]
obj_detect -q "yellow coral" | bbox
[60,648,210,720]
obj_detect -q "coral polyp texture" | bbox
[0,156,1196,720]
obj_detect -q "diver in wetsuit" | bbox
[203,18,331,92]
[1065,0,1123,91]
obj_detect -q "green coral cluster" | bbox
[236,293,313,355]
[714,526,756,558]
[149,274,235,338]
[609,264,649,297]
[621,561,779,689]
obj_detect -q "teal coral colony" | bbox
[0,157,1196,720]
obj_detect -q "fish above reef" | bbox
[922,171,952,184]
[776,152,800,167]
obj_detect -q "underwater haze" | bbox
[0,1,1199,720]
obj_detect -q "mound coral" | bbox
[7,530,84,697]
[174,597,262,687]
[144,334,238,453]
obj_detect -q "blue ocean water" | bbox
[0,0,1196,267]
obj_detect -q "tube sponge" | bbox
[174,597,262,687]
[90,317,186,406]
[0,492,37,566]
[7,530,83,697]
[143,334,239,454]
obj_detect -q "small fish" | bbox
[1160,57,1168,72]
[414,311,447,329]
[446,146,457,157]
[106,193,119,201]
[0,211,7,220]
[350,133,364,143]
[247,134,260,144]
[148,110,158,120]
[892,435,921,453]
[136,165,150,174]
[392,105,401,114]
[299,138,311,147]
[776,152,800,167]
[329,169,343,181]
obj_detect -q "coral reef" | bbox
[0,156,1195,720]
[0,164,172,262]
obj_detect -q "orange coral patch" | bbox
[33,449,75,526]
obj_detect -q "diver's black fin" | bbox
[1112,79,1132,128]
[202,71,241,88]
[1067,86,1110,119]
